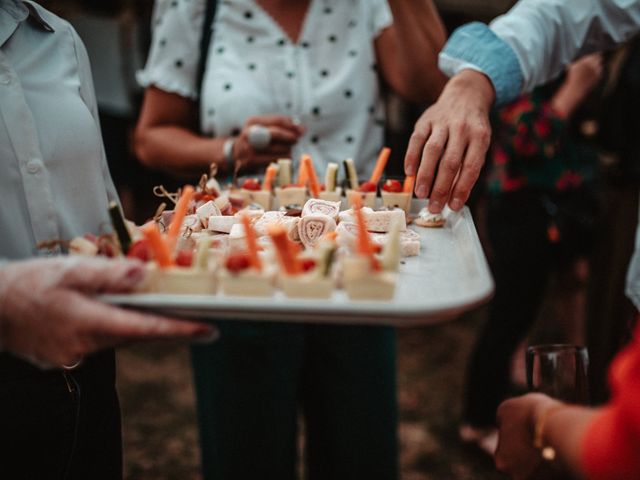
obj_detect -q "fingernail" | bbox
[416,184,427,198]
[450,198,463,210]
[124,266,145,285]
[193,327,219,344]
[429,200,441,212]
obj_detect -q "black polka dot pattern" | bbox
[175,59,183,68]
[344,89,353,98]
[223,83,232,91]
[323,7,332,14]
[216,46,225,54]
[247,36,254,43]
[311,135,319,144]
[312,106,321,116]
[277,38,286,46]
[346,135,354,143]
[328,34,337,43]
[159,38,167,47]
[248,63,256,70]
[320,69,329,77]
[301,41,310,49]
[286,71,295,79]
[348,20,357,28]
[208,108,215,117]
[244,10,253,19]
[348,49,357,57]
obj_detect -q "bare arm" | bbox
[375,0,448,103]
[134,87,303,177]
[134,87,222,177]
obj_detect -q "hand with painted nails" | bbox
[0,257,217,369]
[404,69,495,213]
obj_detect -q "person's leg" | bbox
[0,350,122,480]
[463,192,552,427]
[302,325,398,480]
[191,321,305,480]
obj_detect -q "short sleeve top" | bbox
[138,0,393,179]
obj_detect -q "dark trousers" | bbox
[191,322,398,480]
[0,350,122,480]
[463,193,553,426]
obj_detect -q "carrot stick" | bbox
[240,214,262,272]
[262,164,278,191]
[142,223,174,268]
[297,157,309,187]
[403,175,416,194]
[167,185,195,247]
[369,147,391,184]
[353,197,380,271]
[323,231,338,242]
[268,225,302,275]
[302,154,320,198]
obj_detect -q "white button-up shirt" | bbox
[0,0,119,261]
[138,0,392,179]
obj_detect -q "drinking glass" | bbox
[526,344,590,404]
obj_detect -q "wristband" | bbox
[223,137,236,174]
[533,403,567,460]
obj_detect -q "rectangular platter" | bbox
[100,201,493,327]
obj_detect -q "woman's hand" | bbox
[233,115,304,173]
[495,393,561,478]
[0,257,217,369]
[404,70,494,213]
[551,53,604,118]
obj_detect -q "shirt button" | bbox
[26,159,42,174]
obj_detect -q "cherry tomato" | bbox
[301,258,317,272]
[382,179,402,193]
[241,178,261,191]
[225,253,251,273]
[358,181,377,193]
[127,239,152,262]
[175,249,194,267]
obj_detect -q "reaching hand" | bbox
[234,115,305,173]
[404,70,495,213]
[0,257,217,369]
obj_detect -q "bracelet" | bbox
[223,137,236,175]
[533,403,567,461]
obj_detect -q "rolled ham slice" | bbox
[338,208,406,233]
[371,229,421,257]
[336,221,359,249]
[298,214,337,249]
[302,199,341,221]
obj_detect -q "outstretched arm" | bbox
[406,0,640,213]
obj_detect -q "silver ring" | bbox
[62,356,84,371]
[247,125,271,151]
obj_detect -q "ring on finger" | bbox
[247,125,271,151]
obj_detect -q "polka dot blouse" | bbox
[138,0,393,179]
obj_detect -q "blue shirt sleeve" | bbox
[438,22,524,106]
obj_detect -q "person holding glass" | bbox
[134,0,447,478]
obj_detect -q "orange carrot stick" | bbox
[301,154,320,198]
[167,185,195,246]
[353,197,380,270]
[403,175,416,194]
[262,164,278,191]
[142,223,174,268]
[240,214,262,272]
[297,157,309,187]
[369,147,391,184]
[268,225,302,275]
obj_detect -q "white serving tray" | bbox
[101,201,493,326]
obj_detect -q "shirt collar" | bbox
[0,0,54,48]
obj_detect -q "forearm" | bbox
[381,0,447,103]
[550,83,587,119]
[440,0,640,105]
[135,126,227,177]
